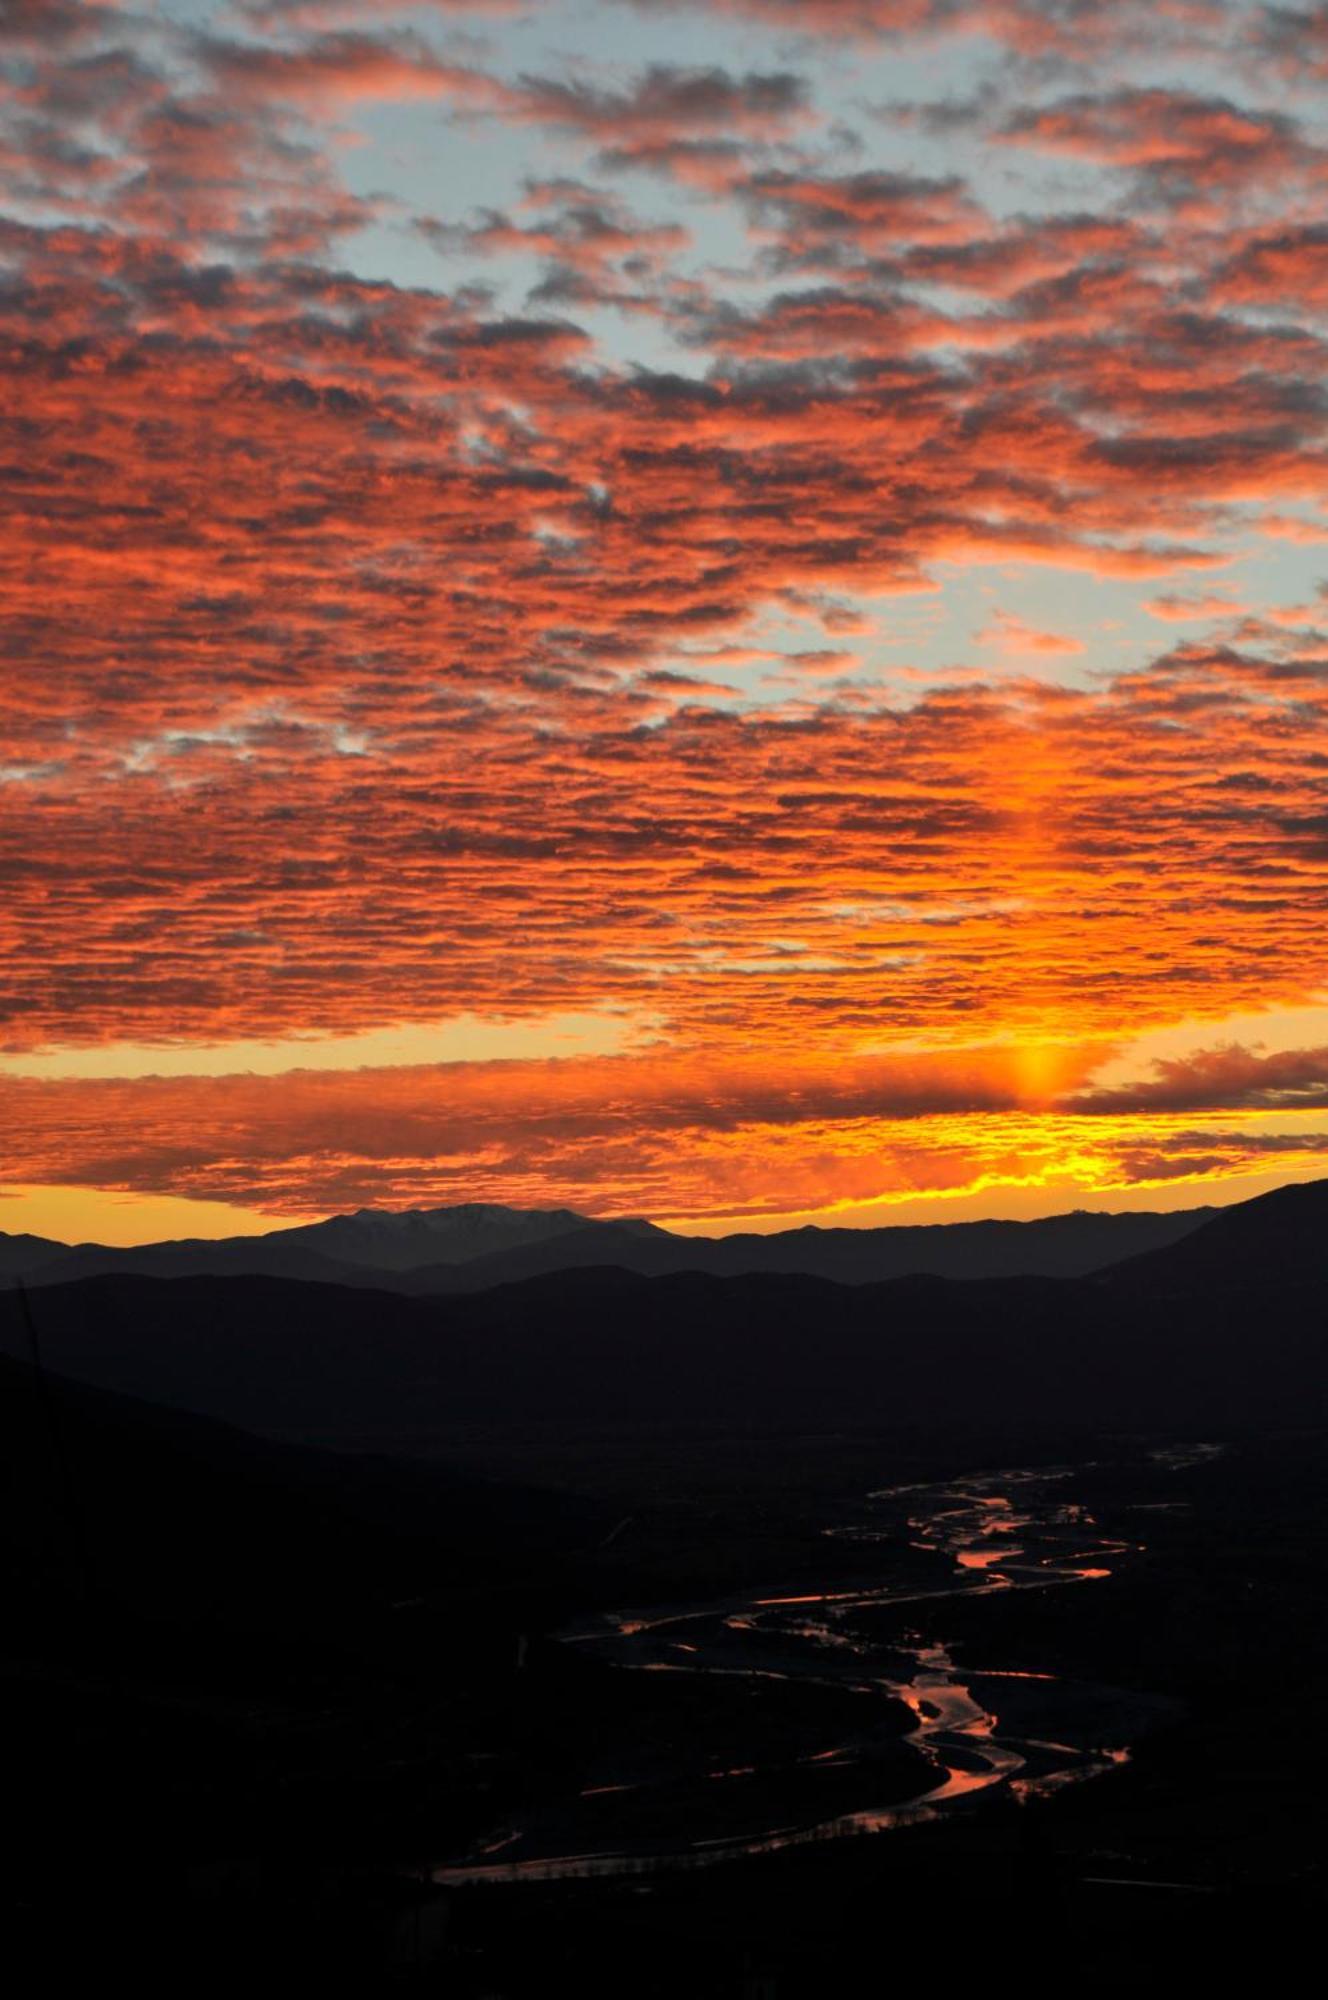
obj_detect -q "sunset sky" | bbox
[3,0,1328,1243]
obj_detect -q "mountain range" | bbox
[1,1197,1214,1294]
[2,1177,1325,1444]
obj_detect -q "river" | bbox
[435,1443,1218,1885]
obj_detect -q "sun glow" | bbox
[0,1184,289,1247]
[3,1,1328,1236]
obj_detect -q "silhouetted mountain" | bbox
[2,1199,1211,1294]
[1,1345,606,1617]
[3,1232,392,1290]
[276,1201,665,1271]
[0,1231,67,1280]
[402,1206,1213,1293]
[1103,1175,1328,1291]
[5,1177,1326,1442]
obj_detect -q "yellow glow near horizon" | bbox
[0,1008,657,1083]
[4,1004,1326,1246]
[6,1,1328,1264]
[0,1184,290,1247]
[1083,999,1328,1093]
[6,1148,1325,1249]
[661,1163,1324,1236]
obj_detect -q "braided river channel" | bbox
[436,1444,1219,1885]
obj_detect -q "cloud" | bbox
[205,48,817,150]
[415,180,693,312]
[8,1034,1328,1220]
[237,1,524,20]
[198,29,484,110]
[1253,3,1328,78]
[977,611,1085,657]
[1211,225,1328,308]
[4,0,1328,1226]
[507,64,813,143]
[996,89,1320,214]
[613,1,1228,61]
[738,166,983,269]
[1144,592,1246,621]
[1069,1042,1328,1115]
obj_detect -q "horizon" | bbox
[4,1,1328,1246]
[8,5,1328,1967]
[10,1165,1327,1252]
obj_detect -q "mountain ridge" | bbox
[1,1197,1216,1293]
[1102,1174,1328,1290]
[4,1177,1325,1443]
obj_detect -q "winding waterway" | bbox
[435,1445,1218,1885]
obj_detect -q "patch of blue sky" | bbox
[164,0,1327,706]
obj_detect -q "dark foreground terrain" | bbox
[5,1386,1327,1990]
[4,1182,1327,1988]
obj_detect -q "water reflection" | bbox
[436,1452,1209,1886]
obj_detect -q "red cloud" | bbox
[1144,593,1246,621]
[4,0,1328,1226]
[978,612,1084,657]
[1000,88,1303,172]
[1212,226,1328,308]
[615,1,1227,59]
[199,30,486,110]
[1069,1042,1328,1115]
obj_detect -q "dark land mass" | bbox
[1,1196,1212,1293]
[431,1431,1328,1996]
[394,1204,1212,1293]
[1,1230,401,1292]
[1105,1174,1328,1290]
[4,1178,1327,1444]
[3,1177,1328,1988]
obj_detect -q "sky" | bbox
[2,0,1328,1244]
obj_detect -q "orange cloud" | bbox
[977,611,1085,657]
[4,0,1328,1233]
[1143,592,1246,620]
